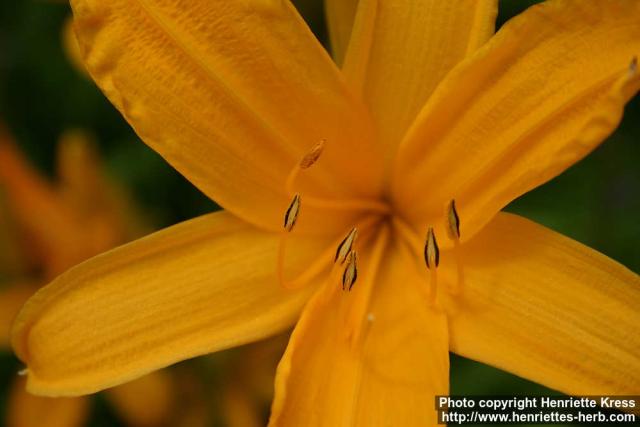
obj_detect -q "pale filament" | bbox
[277,215,381,290]
[314,232,371,307]
[429,263,438,303]
[449,237,464,295]
[343,223,390,349]
[392,216,439,305]
[394,233,434,304]
[277,140,388,290]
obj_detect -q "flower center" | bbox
[276,139,388,291]
[275,140,465,346]
[283,139,390,214]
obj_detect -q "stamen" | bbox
[446,199,464,295]
[342,251,358,291]
[284,140,390,215]
[283,194,300,232]
[446,200,460,240]
[17,368,28,376]
[343,225,389,348]
[285,141,324,196]
[277,216,380,290]
[335,227,358,264]
[424,227,439,303]
[424,227,439,269]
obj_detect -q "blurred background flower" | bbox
[0,125,285,426]
[0,126,176,427]
[0,0,637,425]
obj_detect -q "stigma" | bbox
[299,139,325,169]
[277,140,374,293]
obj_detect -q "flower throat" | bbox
[276,140,466,308]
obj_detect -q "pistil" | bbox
[277,139,388,291]
[284,139,325,194]
[284,140,390,214]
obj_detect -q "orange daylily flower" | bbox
[0,128,173,427]
[11,0,640,426]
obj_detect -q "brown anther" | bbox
[299,139,325,169]
[342,251,358,291]
[446,199,461,240]
[424,227,440,269]
[284,194,301,232]
[334,227,358,264]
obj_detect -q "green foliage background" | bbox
[0,0,637,425]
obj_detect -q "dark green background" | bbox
[0,0,637,425]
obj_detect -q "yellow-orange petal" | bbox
[69,0,383,234]
[0,283,37,348]
[393,0,640,244]
[269,235,449,426]
[324,0,358,66]
[445,213,640,394]
[344,0,497,159]
[106,370,174,427]
[11,211,322,396]
[6,378,89,427]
